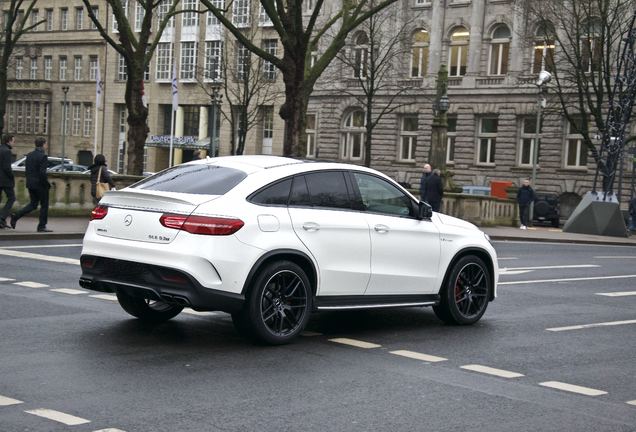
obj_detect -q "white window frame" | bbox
[60,8,68,31]
[15,57,23,80]
[518,117,541,167]
[43,103,49,134]
[25,102,32,133]
[206,0,224,26]
[477,117,498,164]
[236,43,249,81]
[155,42,173,81]
[8,101,15,132]
[75,6,83,30]
[182,0,198,27]
[72,103,81,136]
[134,2,144,32]
[261,106,274,154]
[446,115,457,164]
[414,0,432,6]
[83,103,92,137]
[262,39,277,80]
[398,116,418,162]
[259,4,272,26]
[410,29,429,78]
[60,102,69,135]
[306,114,317,158]
[353,33,368,78]
[34,102,40,134]
[157,0,174,29]
[30,58,37,80]
[565,119,588,168]
[91,6,98,29]
[59,56,67,81]
[74,56,82,81]
[89,56,98,81]
[30,9,39,28]
[45,9,53,31]
[341,110,366,161]
[449,28,469,77]
[44,56,52,80]
[232,0,250,27]
[180,41,197,81]
[204,40,222,81]
[16,102,23,133]
[112,0,128,32]
[117,54,127,81]
[488,26,511,76]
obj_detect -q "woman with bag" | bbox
[88,154,116,205]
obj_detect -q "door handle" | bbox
[302,222,320,232]
[374,224,389,234]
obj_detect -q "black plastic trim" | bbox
[315,294,439,310]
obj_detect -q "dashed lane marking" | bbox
[0,277,16,282]
[627,400,636,406]
[499,270,533,275]
[13,281,49,288]
[4,244,83,249]
[390,350,447,363]
[50,288,89,295]
[0,395,23,406]
[497,257,519,260]
[499,274,636,285]
[93,429,127,432]
[596,291,636,297]
[329,338,381,349]
[546,319,636,332]
[502,264,599,271]
[0,248,80,266]
[539,381,607,397]
[460,364,524,378]
[594,256,636,259]
[25,408,91,426]
[89,294,118,301]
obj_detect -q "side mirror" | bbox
[418,201,433,220]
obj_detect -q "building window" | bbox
[72,103,81,136]
[204,41,222,81]
[43,103,49,134]
[261,106,274,154]
[259,4,272,26]
[113,0,128,32]
[411,29,429,78]
[449,26,469,77]
[30,9,39,28]
[74,56,82,81]
[489,25,510,76]
[206,0,224,26]
[84,104,92,137]
[75,7,84,30]
[117,54,127,80]
[565,118,588,168]
[34,102,40,133]
[60,102,69,135]
[305,0,315,13]
[45,9,53,31]
[446,115,457,163]
[89,56,98,81]
[7,101,15,132]
[91,6,98,29]
[157,0,173,28]
[236,43,250,81]
[25,102,32,133]
[519,117,541,167]
[16,102,23,133]
[182,0,199,27]
[262,39,277,80]
[478,117,498,164]
[533,22,555,74]
[134,2,144,31]
[582,18,602,73]
[44,56,52,80]
[399,116,418,161]
[353,32,368,78]
[60,8,68,30]
[306,114,317,158]
[180,42,197,80]
[232,0,250,27]
[414,0,431,5]
[15,57,23,80]
[59,56,67,80]
[182,105,200,136]
[341,110,365,161]
[30,58,37,80]
[155,43,173,81]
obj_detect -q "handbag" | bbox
[95,166,110,199]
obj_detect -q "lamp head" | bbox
[536,70,552,86]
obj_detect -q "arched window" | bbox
[449,26,469,77]
[353,32,369,78]
[341,110,365,160]
[533,22,555,74]
[411,29,429,78]
[489,25,511,75]
[582,18,602,72]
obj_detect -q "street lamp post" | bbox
[429,65,451,187]
[529,71,551,224]
[207,84,223,157]
[61,86,70,170]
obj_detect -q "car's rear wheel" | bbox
[433,255,491,325]
[116,290,183,323]
[234,260,312,345]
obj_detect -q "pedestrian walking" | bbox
[0,135,16,229]
[629,196,636,232]
[425,169,444,212]
[419,163,432,202]
[88,154,116,205]
[10,137,52,232]
[517,178,535,230]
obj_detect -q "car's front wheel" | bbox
[234,260,312,345]
[433,255,491,325]
[116,290,183,323]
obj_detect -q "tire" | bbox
[236,260,312,345]
[116,290,183,323]
[434,255,491,325]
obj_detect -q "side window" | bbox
[290,171,352,210]
[289,175,310,206]
[352,172,413,217]
[250,178,292,206]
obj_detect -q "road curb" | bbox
[489,235,636,247]
[0,232,85,241]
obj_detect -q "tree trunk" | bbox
[0,66,8,137]
[124,70,149,175]
[279,52,309,157]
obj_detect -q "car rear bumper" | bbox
[79,255,244,313]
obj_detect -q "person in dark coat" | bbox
[10,137,51,232]
[425,169,444,212]
[0,135,16,228]
[516,178,535,229]
[88,154,116,205]
[419,163,432,202]
[629,196,636,232]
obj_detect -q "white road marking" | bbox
[390,350,447,363]
[4,244,83,249]
[0,277,16,282]
[182,309,221,316]
[627,400,636,406]
[460,364,524,378]
[25,408,91,426]
[0,395,23,406]
[0,248,80,266]
[90,294,118,301]
[93,429,127,432]
[301,331,323,337]
[594,256,636,259]
[596,291,636,297]
[499,274,636,285]
[539,381,607,396]
[50,288,89,295]
[329,338,381,349]
[13,281,49,288]
[547,319,636,332]
[499,270,533,275]
[502,264,599,271]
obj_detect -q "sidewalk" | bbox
[0,216,635,246]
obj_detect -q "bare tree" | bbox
[0,0,43,137]
[200,0,399,157]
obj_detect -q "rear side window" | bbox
[302,171,352,210]
[250,179,292,205]
[132,164,246,195]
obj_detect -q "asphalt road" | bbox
[0,239,635,432]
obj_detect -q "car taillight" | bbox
[160,214,244,235]
[90,205,108,221]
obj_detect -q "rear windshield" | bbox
[131,164,247,195]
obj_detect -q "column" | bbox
[467,0,486,75]
[510,5,526,74]
[199,106,208,157]
[174,106,184,165]
[428,0,446,75]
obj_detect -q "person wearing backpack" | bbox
[88,154,116,205]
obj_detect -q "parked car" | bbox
[48,163,88,173]
[79,156,499,344]
[12,156,73,171]
[533,193,560,227]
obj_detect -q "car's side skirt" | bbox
[314,294,439,311]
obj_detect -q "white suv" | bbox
[80,156,498,344]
